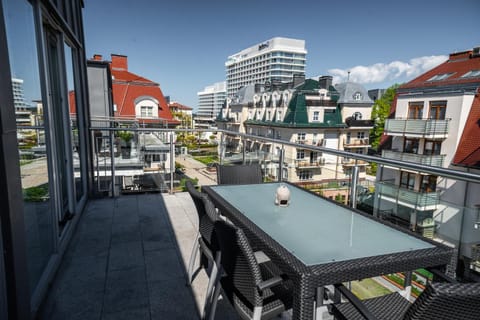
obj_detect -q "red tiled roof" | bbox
[452,91,480,168]
[95,54,179,125]
[168,102,193,111]
[401,50,480,89]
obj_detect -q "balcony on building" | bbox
[382,149,446,167]
[343,137,370,148]
[375,180,440,210]
[384,118,450,138]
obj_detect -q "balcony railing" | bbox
[382,150,445,167]
[376,181,439,208]
[294,158,325,168]
[344,138,370,147]
[384,118,450,138]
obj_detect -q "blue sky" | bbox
[84,0,479,110]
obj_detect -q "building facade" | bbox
[217,76,374,200]
[90,54,179,128]
[225,37,307,97]
[196,81,226,129]
[168,101,193,128]
[374,48,480,279]
[1,0,91,318]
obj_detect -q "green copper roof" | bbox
[283,93,309,125]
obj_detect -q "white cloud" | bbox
[327,55,448,85]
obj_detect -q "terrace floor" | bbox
[37,192,240,320]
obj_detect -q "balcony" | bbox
[341,158,368,166]
[376,181,439,209]
[38,192,240,319]
[25,127,480,320]
[382,150,445,167]
[295,158,325,168]
[343,138,370,148]
[384,118,450,138]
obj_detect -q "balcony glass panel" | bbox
[382,150,445,167]
[385,119,450,136]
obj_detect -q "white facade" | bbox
[225,37,307,96]
[196,81,226,128]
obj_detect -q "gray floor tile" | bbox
[111,222,142,244]
[102,307,150,320]
[149,279,198,320]
[108,241,144,271]
[145,248,185,282]
[103,267,149,314]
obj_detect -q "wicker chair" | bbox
[330,277,480,320]
[185,180,221,316]
[207,220,293,320]
[216,163,262,185]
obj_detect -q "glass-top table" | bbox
[203,182,453,320]
[208,183,434,266]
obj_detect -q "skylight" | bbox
[427,73,455,81]
[460,70,480,78]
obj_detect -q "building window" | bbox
[400,171,416,190]
[296,149,305,159]
[353,112,362,120]
[408,102,423,119]
[427,73,454,81]
[298,170,312,180]
[357,132,365,139]
[313,111,319,121]
[297,132,306,142]
[353,92,362,100]
[140,106,153,117]
[429,101,446,120]
[424,140,442,155]
[420,175,437,192]
[404,138,419,154]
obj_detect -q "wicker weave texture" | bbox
[204,183,454,320]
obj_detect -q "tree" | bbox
[370,84,399,151]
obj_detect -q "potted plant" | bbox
[118,131,133,159]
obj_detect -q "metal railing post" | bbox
[219,132,225,165]
[110,131,115,197]
[350,164,359,209]
[278,146,284,182]
[170,132,175,194]
[242,136,246,164]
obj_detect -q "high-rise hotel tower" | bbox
[225,37,307,96]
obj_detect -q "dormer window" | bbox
[353,92,362,101]
[353,112,362,120]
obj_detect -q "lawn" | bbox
[350,278,392,299]
[193,155,218,165]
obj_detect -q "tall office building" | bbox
[196,81,226,128]
[225,37,307,96]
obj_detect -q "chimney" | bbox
[318,76,333,89]
[111,54,128,70]
[293,74,305,87]
[93,54,103,61]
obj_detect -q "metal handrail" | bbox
[88,126,480,184]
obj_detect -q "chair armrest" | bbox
[334,284,381,320]
[426,267,458,283]
[257,275,284,292]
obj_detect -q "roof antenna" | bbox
[347,71,351,81]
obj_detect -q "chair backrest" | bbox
[216,163,262,185]
[185,180,219,247]
[404,282,480,320]
[214,220,264,308]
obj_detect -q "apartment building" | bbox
[375,47,480,279]
[168,101,193,128]
[196,81,226,129]
[89,54,179,128]
[225,37,307,96]
[217,76,374,189]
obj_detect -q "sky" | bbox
[83,0,479,110]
